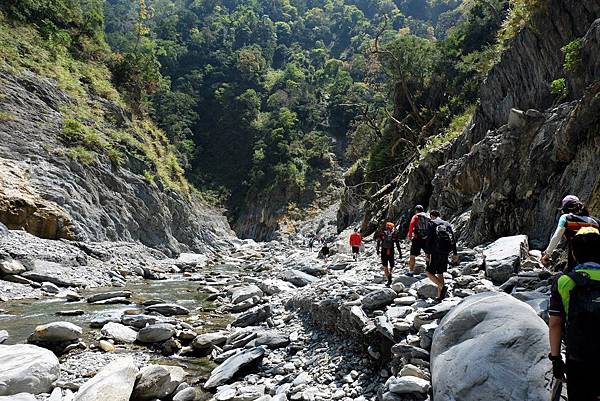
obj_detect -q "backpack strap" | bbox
[567,271,591,287]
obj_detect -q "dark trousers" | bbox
[567,359,600,400]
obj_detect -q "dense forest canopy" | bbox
[102,0,511,225]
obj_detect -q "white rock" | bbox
[74,357,139,401]
[0,344,60,396]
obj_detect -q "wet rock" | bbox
[136,323,175,344]
[0,344,59,396]
[483,235,528,284]
[28,322,82,343]
[87,291,132,304]
[73,357,138,401]
[131,365,186,401]
[431,292,550,400]
[56,310,85,316]
[121,314,162,329]
[280,270,318,287]
[90,312,122,328]
[204,347,266,389]
[101,322,137,344]
[145,303,190,316]
[361,288,397,309]
[192,331,228,349]
[0,259,26,275]
[230,285,263,304]
[231,304,271,327]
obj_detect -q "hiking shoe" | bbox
[405,272,414,277]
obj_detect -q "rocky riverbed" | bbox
[0,224,557,401]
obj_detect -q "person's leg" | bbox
[388,255,395,285]
[566,359,595,401]
[437,273,445,298]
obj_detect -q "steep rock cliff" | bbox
[0,70,233,256]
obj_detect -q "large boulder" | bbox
[192,331,228,350]
[131,365,186,401]
[231,305,271,328]
[280,270,318,287]
[411,279,438,299]
[0,344,60,396]
[361,288,397,310]
[28,322,82,343]
[101,322,137,344]
[431,292,550,400]
[74,357,139,401]
[145,304,190,316]
[483,235,529,284]
[204,347,265,389]
[0,259,26,275]
[0,394,37,401]
[136,324,175,343]
[230,285,263,304]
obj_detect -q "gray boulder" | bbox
[204,347,265,389]
[0,331,8,344]
[258,279,295,295]
[136,324,175,343]
[28,322,82,343]
[41,282,60,294]
[172,387,198,401]
[411,279,438,299]
[280,270,318,287]
[192,331,228,349]
[101,322,137,344]
[0,259,26,275]
[361,288,397,309]
[145,303,190,316]
[0,344,59,396]
[431,292,550,400]
[387,376,431,394]
[230,285,263,304]
[483,235,528,284]
[131,365,186,401]
[253,332,290,349]
[74,357,138,401]
[0,394,37,401]
[231,305,271,327]
[121,314,162,329]
[21,260,85,287]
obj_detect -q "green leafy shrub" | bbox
[562,38,582,72]
[68,146,96,165]
[551,78,567,99]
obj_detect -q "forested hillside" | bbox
[102,0,489,238]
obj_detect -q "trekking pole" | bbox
[550,378,563,401]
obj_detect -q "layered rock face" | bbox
[362,0,600,248]
[0,71,232,255]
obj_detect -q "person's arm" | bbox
[395,236,402,255]
[450,225,458,256]
[543,216,567,264]
[407,215,417,240]
[376,235,381,254]
[549,315,563,357]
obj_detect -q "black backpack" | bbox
[415,214,431,239]
[434,222,453,254]
[565,271,600,361]
[381,230,396,248]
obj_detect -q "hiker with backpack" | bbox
[407,205,430,277]
[542,195,599,271]
[349,227,362,261]
[425,210,458,301]
[376,222,402,286]
[548,226,600,400]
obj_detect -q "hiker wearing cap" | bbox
[425,210,458,301]
[376,222,402,286]
[542,195,599,270]
[349,227,362,261]
[407,205,431,277]
[548,227,600,400]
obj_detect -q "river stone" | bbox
[121,314,162,329]
[374,316,395,341]
[101,322,137,343]
[29,322,82,343]
[411,279,438,299]
[204,347,266,389]
[0,331,7,344]
[21,260,85,287]
[192,331,228,349]
[0,394,37,401]
[231,304,271,327]
[41,282,60,294]
[387,376,430,394]
[258,279,295,295]
[253,332,290,349]
[74,357,138,401]
[131,365,186,401]
[87,291,132,303]
[145,303,190,316]
[136,323,175,343]
[172,387,197,401]
[0,259,26,275]
[483,235,528,284]
[361,288,397,309]
[0,344,60,396]
[431,292,550,401]
[90,312,122,328]
[230,285,263,304]
[280,269,318,287]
